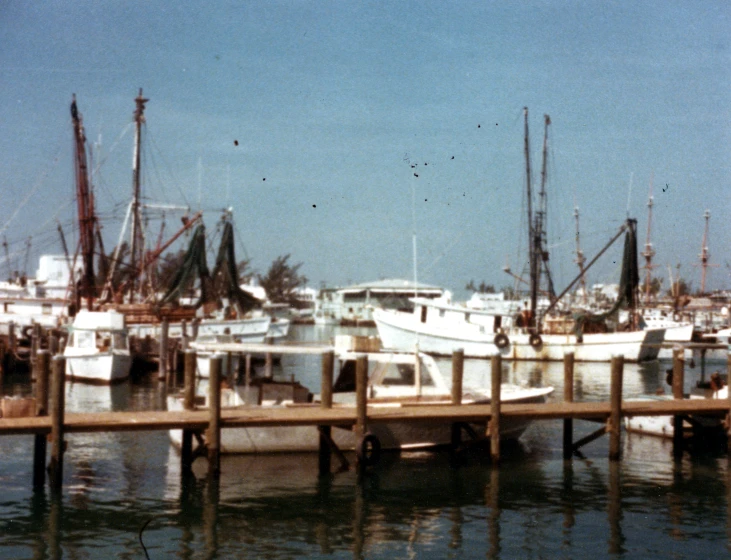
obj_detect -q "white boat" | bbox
[190,333,240,378]
[63,310,132,384]
[625,381,728,438]
[374,298,666,363]
[375,110,664,363]
[167,350,554,454]
[128,314,271,343]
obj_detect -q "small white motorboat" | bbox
[64,310,132,384]
[168,347,554,454]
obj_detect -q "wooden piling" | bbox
[0,340,5,385]
[672,347,685,460]
[181,349,196,474]
[48,334,59,357]
[563,352,575,460]
[355,355,368,443]
[48,356,66,491]
[9,321,16,354]
[159,319,169,382]
[490,353,502,463]
[207,355,222,477]
[451,349,464,405]
[319,350,334,475]
[32,350,50,489]
[30,323,40,374]
[727,352,731,451]
[608,354,624,461]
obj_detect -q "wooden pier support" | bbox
[48,356,66,491]
[32,350,50,489]
[490,353,502,464]
[354,355,368,470]
[451,349,465,448]
[181,349,196,475]
[451,349,464,405]
[207,355,222,477]
[318,350,335,475]
[159,319,169,382]
[727,352,731,451]
[608,355,624,461]
[563,352,575,460]
[672,347,685,460]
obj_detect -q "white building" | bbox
[317,279,444,325]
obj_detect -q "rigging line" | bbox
[147,128,191,208]
[0,146,65,237]
[91,121,133,176]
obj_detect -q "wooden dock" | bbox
[1,342,730,493]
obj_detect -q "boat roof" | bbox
[336,278,443,295]
[70,310,126,331]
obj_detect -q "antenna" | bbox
[696,209,718,294]
[641,174,657,300]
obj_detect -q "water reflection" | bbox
[0,325,729,558]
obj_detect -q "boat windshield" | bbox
[113,332,128,350]
[333,357,436,393]
[73,330,95,349]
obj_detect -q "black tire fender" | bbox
[529,333,543,349]
[494,333,510,350]
[357,432,381,467]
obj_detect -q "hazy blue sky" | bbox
[1,1,729,297]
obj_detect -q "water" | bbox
[1,325,729,558]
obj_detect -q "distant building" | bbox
[317,279,443,325]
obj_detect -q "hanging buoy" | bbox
[529,333,543,349]
[494,333,510,349]
[356,433,381,467]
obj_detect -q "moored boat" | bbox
[63,310,132,384]
[167,347,554,454]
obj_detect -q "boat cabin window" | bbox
[113,332,128,350]
[494,315,502,333]
[380,361,436,387]
[42,303,52,315]
[74,331,95,349]
[333,360,357,393]
[420,306,427,323]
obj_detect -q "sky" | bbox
[1,1,729,299]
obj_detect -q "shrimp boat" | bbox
[167,339,554,454]
[375,110,665,362]
[63,310,132,384]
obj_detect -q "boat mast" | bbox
[573,207,587,303]
[129,88,148,302]
[523,108,538,327]
[641,176,656,301]
[70,95,96,310]
[535,114,556,304]
[698,209,713,294]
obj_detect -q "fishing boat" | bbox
[167,344,554,454]
[190,332,240,378]
[63,310,132,383]
[375,109,665,362]
[625,372,728,438]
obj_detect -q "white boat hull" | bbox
[64,351,132,384]
[129,316,271,342]
[167,397,545,454]
[374,308,664,362]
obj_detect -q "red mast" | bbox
[71,95,96,310]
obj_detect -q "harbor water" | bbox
[1,325,730,558]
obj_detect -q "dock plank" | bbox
[0,398,728,437]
